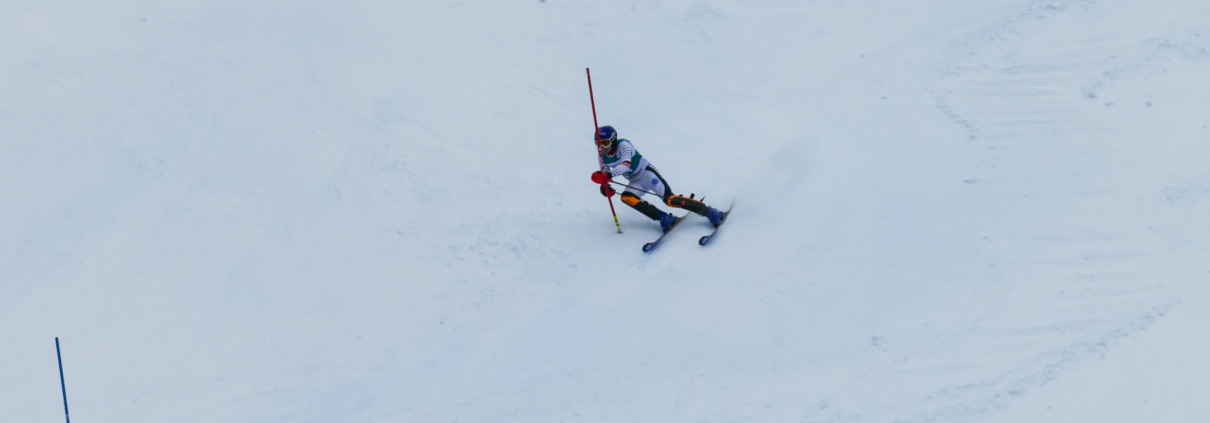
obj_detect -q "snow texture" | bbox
[2,1,1209,422]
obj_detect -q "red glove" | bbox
[590,170,611,184]
[600,185,617,197]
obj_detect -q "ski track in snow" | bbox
[913,1,1209,420]
[2,1,1209,422]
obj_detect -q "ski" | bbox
[698,201,735,246]
[641,215,686,253]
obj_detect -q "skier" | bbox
[590,125,725,232]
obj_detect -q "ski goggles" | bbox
[597,136,615,149]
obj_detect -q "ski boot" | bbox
[706,207,725,227]
[659,212,678,233]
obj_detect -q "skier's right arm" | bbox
[590,171,616,197]
[591,170,612,184]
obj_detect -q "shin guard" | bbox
[666,194,709,216]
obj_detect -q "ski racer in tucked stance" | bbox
[590,125,724,232]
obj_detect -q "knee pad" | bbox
[621,192,663,220]
[620,192,642,207]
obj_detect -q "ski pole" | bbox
[56,337,70,423]
[587,67,623,234]
[606,180,662,197]
[605,181,706,203]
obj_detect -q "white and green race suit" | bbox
[602,138,673,202]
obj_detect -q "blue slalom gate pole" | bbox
[56,337,70,423]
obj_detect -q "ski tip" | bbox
[698,236,711,246]
[642,242,656,252]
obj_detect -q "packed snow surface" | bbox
[3,1,1209,422]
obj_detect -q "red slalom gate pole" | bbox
[587,67,623,234]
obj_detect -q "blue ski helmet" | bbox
[596,125,618,148]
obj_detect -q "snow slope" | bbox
[3,1,1209,422]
